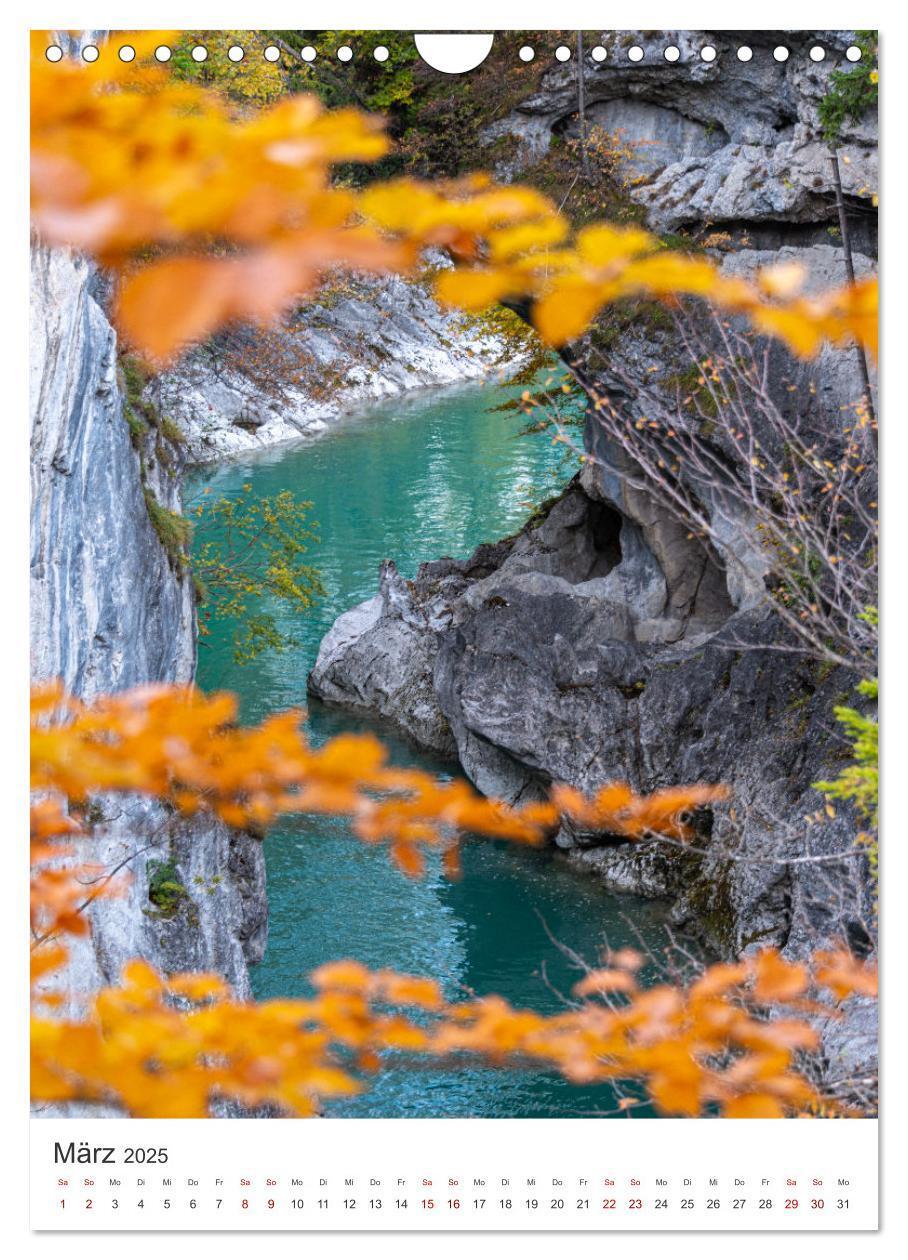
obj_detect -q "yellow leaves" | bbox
[29,934,874,1119]
[751,277,878,359]
[434,269,517,311]
[30,45,877,365]
[551,781,729,841]
[30,41,400,361]
[758,260,808,299]
[360,178,556,252]
[30,792,123,948]
[573,969,638,996]
[311,962,444,1011]
[534,281,613,346]
[488,215,568,263]
[116,231,412,362]
[310,959,372,992]
[576,224,654,265]
[504,240,876,361]
[724,1093,786,1119]
[28,675,875,1120]
[31,962,362,1118]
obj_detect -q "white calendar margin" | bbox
[6,0,903,1254]
[30,1117,878,1232]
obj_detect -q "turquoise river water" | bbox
[185,376,672,1118]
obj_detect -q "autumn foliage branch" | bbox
[31,682,727,884]
[31,684,875,1119]
[31,947,877,1120]
[31,33,877,364]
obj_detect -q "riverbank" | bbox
[159,266,530,465]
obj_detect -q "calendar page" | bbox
[28,21,880,1237]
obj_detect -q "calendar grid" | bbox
[31,1118,878,1232]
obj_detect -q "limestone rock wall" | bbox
[30,244,267,1006]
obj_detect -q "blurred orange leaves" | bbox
[31,947,876,1119]
[31,682,727,878]
[31,36,877,363]
[29,681,875,1119]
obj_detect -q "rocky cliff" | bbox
[30,245,267,1005]
[485,30,876,245]
[158,266,521,464]
[308,30,878,1082]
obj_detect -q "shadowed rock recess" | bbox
[310,29,877,1082]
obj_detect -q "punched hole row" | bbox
[45,41,866,66]
[525,43,861,63]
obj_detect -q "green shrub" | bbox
[818,31,878,143]
[143,489,193,572]
[160,415,186,446]
[146,857,190,918]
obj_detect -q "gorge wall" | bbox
[309,30,878,1082]
[158,266,521,465]
[30,245,267,1004]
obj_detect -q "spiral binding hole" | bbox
[700,46,717,63]
[628,46,644,62]
[846,45,863,62]
[300,47,317,62]
[228,46,244,63]
[555,46,571,62]
[82,45,99,63]
[45,45,63,63]
[664,46,680,63]
[773,46,790,62]
[809,45,826,62]
[154,46,172,63]
[191,46,208,63]
[737,46,753,62]
[591,46,607,62]
[519,46,535,63]
[118,45,136,63]
[263,45,281,62]
[374,46,389,62]
[337,46,353,63]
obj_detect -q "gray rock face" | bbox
[309,30,878,1088]
[30,245,267,1011]
[586,97,729,177]
[159,267,521,464]
[309,473,870,964]
[484,30,876,242]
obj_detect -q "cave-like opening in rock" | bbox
[586,499,624,579]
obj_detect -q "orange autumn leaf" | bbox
[116,232,412,361]
[573,969,638,997]
[813,949,878,1000]
[723,1093,786,1119]
[751,950,809,1004]
[30,938,868,1119]
[31,39,876,365]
